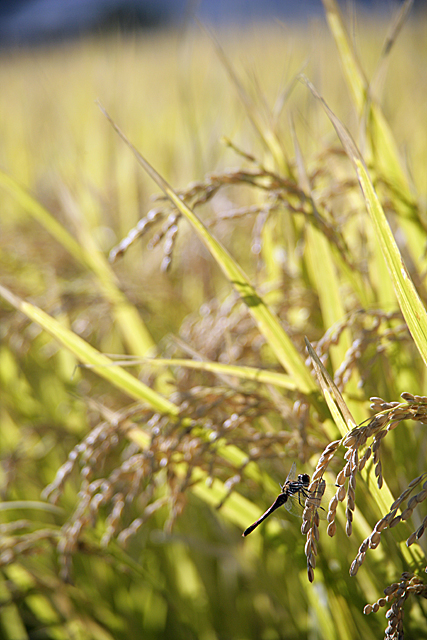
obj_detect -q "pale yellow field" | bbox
[1,6,427,640]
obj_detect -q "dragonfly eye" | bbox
[297,473,310,484]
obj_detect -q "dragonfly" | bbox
[242,462,325,537]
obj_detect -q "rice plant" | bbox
[0,1,426,638]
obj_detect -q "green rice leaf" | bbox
[0,170,87,263]
[0,284,177,414]
[104,356,297,391]
[322,0,419,223]
[305,338,355,436]
[303,78,427,369]
[0,501,63,514]
[293,127,352,368]
[0,170,155,358]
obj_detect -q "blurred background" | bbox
[1,0,427,639]
[0,0,424,46]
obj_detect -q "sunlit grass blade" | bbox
[0,169,155,358]
[0,169,87,263]
[0,284,177,414]
[322,0,420,225]
[293,126,350,364]
[375,0,414,70]
[305,338,355,436]
[321,0,366,111]
[98,103,318,396]
[93,356,297,391]
[306,582,339,640]
[292,126,365,422]
[354,160,427,366]
[303,79,427,369]
[0,501,63,514]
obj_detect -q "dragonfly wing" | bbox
[283,478,329,519]
[284,461,297,484]
[283,495,305,517]
[281,463,304,517]
[304,480,329,520]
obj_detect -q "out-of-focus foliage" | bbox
[1,1,427,638]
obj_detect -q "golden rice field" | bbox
[1,1,427,638]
